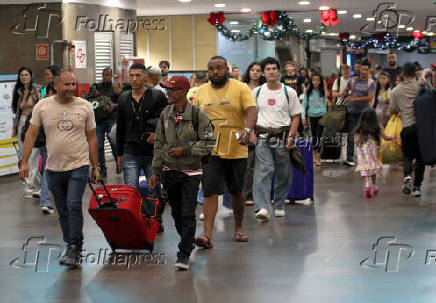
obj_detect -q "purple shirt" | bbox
[346,77,376,113]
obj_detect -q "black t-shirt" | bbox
[281,74,298,92]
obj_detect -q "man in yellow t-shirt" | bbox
[194,56,257,248]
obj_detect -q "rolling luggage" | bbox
[320,129,342,161]
[288,138,314,203]
[88,180,159,252]
[414,87,436,165]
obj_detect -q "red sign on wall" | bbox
[36,44,49,61]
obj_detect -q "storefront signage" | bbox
[75,16,167,34]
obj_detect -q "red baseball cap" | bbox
[161,76,190,90]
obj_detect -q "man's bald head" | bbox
[54,69,76,101]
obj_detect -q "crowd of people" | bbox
[12,52,436,270]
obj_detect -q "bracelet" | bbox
[92,166,100,171]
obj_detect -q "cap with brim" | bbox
[160,76,190,90]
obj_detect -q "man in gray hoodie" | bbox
[389,62,424,197]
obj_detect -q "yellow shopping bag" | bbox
[379,114,403,164]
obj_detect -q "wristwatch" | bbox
[244,128,252,134]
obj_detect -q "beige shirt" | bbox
[31,96,96,172]
[389,79,421,128]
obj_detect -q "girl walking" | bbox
[354,107,395,198]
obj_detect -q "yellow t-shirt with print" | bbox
[194,79,256,159]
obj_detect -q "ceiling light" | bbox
[378,20,382,24]
[231,29,240,33]
[350,35,356,39]
[319,6,329,10]
[241,8,251,12]
[329,33,338,36]
[422,31,428,34]
[366,17,375,21]
[298,1,310,5]
[177,0,191,2]
[398,25,406,29]
[428,32,434,36]
[303,18,312,23]
[306,29,313,33]
[406,27,413,31]
[337,10,347,15]
[214,3,226,8]
[353,14,362,19]
[229,21,239,25]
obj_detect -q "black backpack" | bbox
[414,86,436,165]
[89,95,113,123]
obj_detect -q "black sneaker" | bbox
[63,245,82,267]
[402,176,412,195]
[412,186,421,197]
[174,256,189,270]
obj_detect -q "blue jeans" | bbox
[38,147,51,207]
[96,120,116,171]
[46,166,89,246]
[253,139,291,211]
[122,153,153,191]
[347,112,361,159]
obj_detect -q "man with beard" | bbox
[384,52,402,86]
[159,60,170,83]
[194,56,257,248]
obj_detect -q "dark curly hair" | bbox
[242,61,266,85]
[306,72,325,98]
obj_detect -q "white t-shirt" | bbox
[253,83,303,128]
[332,76,350,93]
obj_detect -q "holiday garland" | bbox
[339,32,421,52]
[212,11,326,41]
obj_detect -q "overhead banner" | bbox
[74,40,87,69]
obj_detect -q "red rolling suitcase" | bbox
[88,181,159,252]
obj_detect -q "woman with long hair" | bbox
[302,72,328,166]
[373,71,391,126]
[12,66,41,198]
[243,61,266,90]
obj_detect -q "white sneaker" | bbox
[41,206,55,214]
[199,212,204,221]
[255,208,269,220]
[274,209,286,217]
[24,188,33,199]
[32,189,40,199]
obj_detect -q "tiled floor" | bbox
[1,161,435,303]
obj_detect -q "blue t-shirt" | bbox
[346,77,376,114]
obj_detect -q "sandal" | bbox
[194,235,214,249]
[233,232,248,242]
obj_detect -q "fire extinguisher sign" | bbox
[74,41,87,69]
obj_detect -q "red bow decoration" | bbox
[321,9,340,27]
[208,12,225,26]
[262,11,278,26]
[339,32,350,41]
[413,30,424,40]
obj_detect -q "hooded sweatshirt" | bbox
[389,79,421,128]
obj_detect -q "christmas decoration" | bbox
[321,9,340,27]
[212,11,326,41]
[208,12,225,26]
[339,32,420,52]
[413,30,424,40]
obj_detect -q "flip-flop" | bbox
[233,232,248,242]
[195,235,214,249]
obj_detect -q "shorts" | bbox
[202,156,247,197]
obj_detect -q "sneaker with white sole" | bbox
[174,256,190,270]
[41,206,55,214]
[255,208,269,220]
[199,212,204,221]
[274,209,286,217]
[24,188,33,199]
[32,190,40,199]
[412,186,421,197]
[402,176,412,195]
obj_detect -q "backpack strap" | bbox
[283,84,290,104]
[255,84,265,105]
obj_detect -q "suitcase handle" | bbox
[88,179,116,208]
